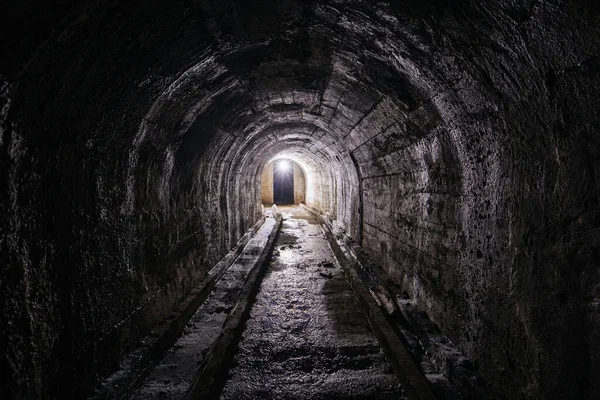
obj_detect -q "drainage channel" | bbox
[129,215,280,400]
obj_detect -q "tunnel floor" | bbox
[132,207,406,399]
[220,207,406,399]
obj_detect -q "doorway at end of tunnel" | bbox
[274,159,294,205]
[261,158,306,206]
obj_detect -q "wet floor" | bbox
[219,207,406,400]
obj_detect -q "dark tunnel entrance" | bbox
[273,159,294,205]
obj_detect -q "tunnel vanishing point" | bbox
[1,1,599,399]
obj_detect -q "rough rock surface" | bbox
[1,1,599,399]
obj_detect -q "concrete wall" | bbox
[261,162,274,204]
[293,163,305,204]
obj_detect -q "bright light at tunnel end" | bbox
[277,160,290,173]
[266,153,315,205]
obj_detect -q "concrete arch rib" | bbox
[216,121,362,243]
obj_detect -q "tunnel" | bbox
[1,1,599,399]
